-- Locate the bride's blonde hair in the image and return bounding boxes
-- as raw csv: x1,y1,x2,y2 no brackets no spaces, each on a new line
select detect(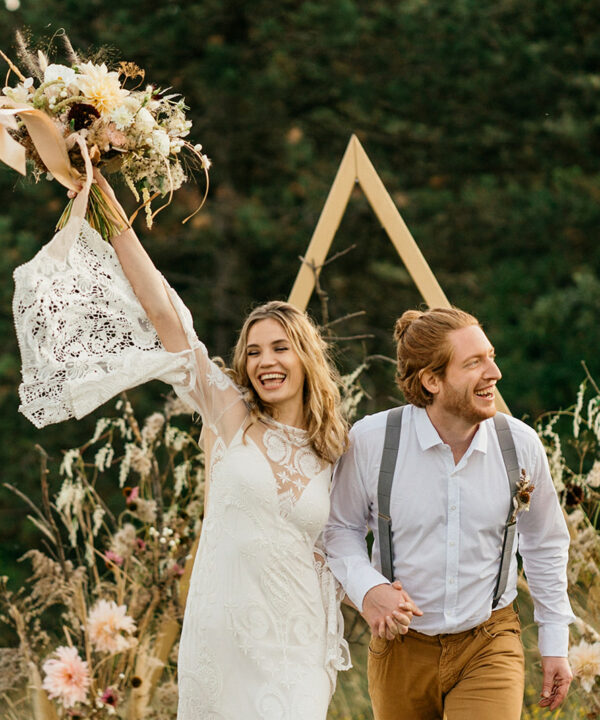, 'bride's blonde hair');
230,301,348,463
